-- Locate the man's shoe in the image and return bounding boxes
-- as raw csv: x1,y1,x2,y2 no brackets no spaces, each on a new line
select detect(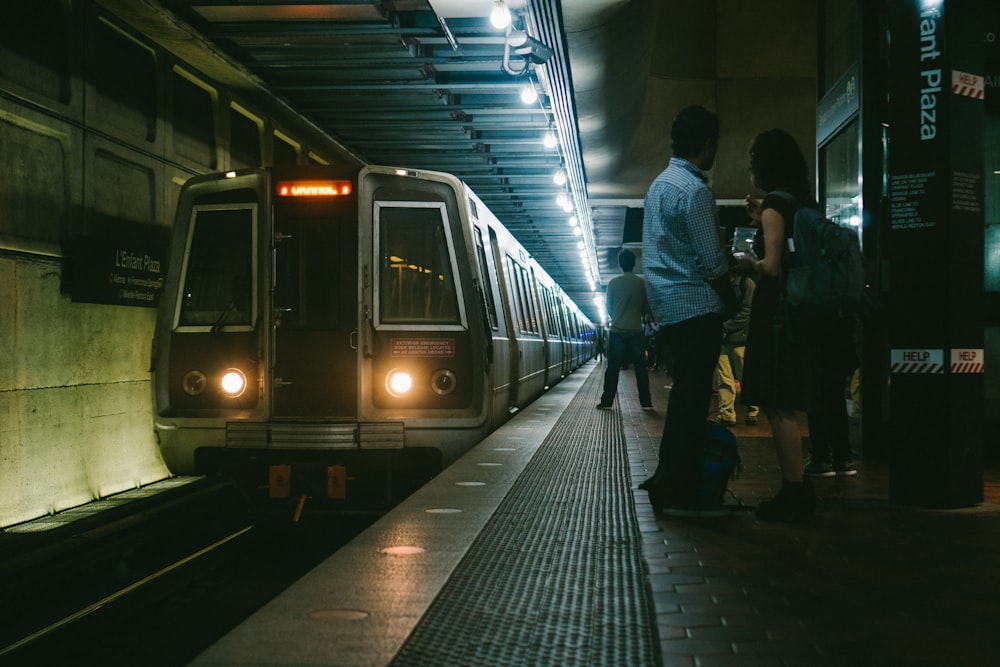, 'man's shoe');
834,461,858,476
641,404,654,411
709,417,736,427
804,461,835,478
744,416,758,426
596,403,612,410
